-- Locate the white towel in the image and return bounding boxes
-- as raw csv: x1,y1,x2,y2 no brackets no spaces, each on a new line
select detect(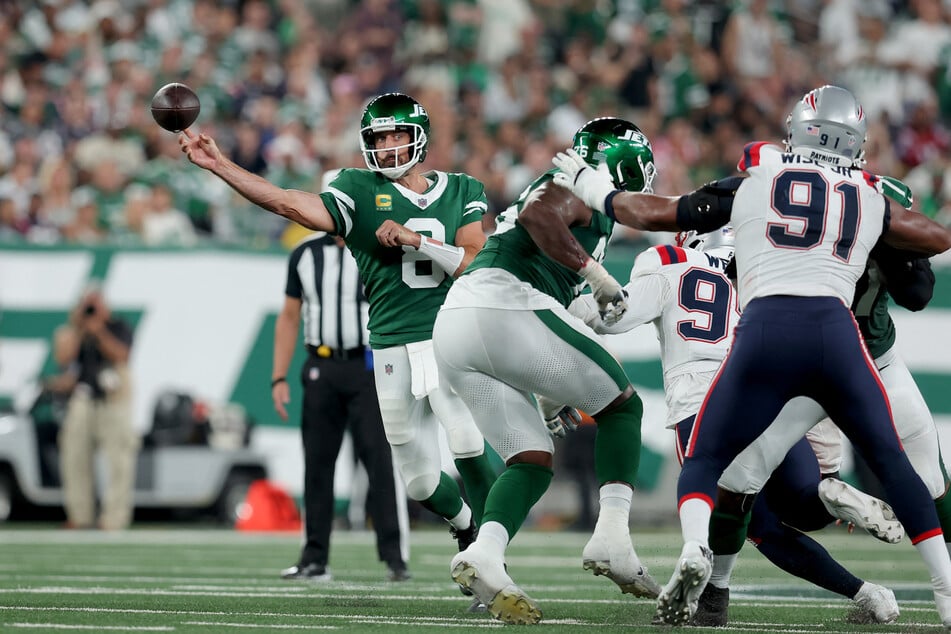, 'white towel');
405,340,439,400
